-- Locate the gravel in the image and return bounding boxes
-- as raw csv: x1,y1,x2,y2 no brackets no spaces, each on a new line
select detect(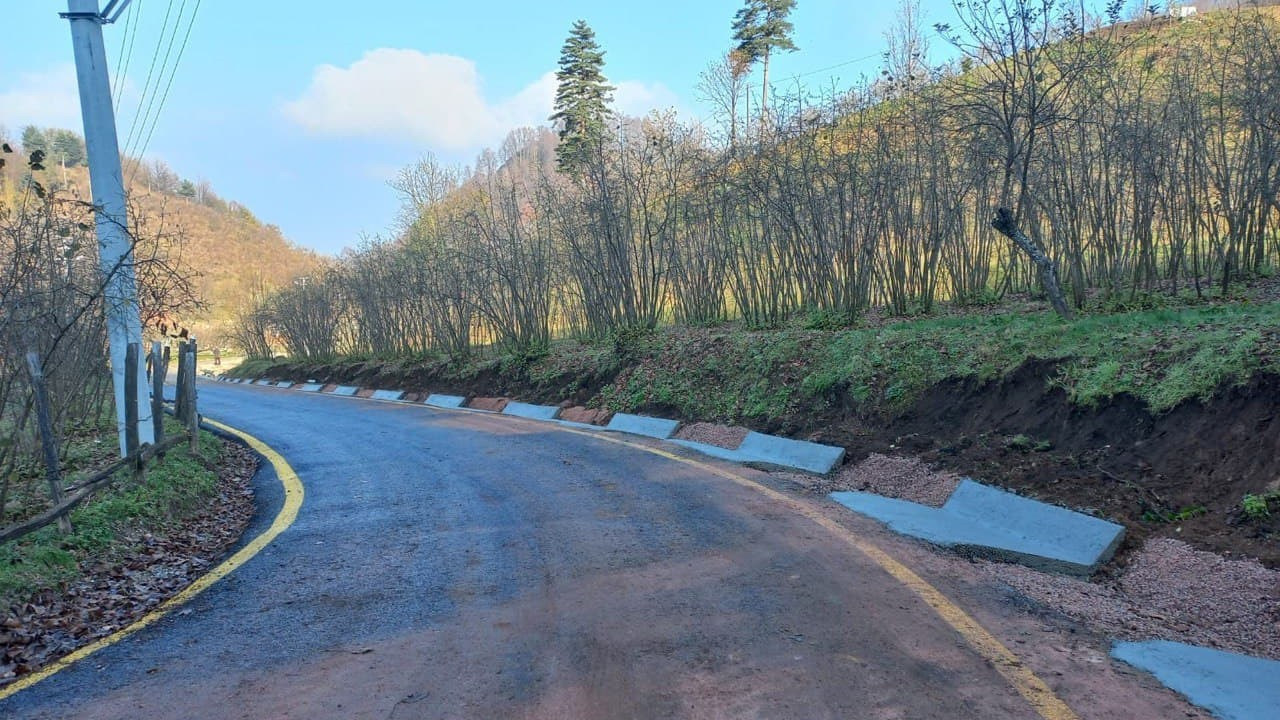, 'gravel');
673,422,749,449
783,453,960,506
985,537,1280,660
